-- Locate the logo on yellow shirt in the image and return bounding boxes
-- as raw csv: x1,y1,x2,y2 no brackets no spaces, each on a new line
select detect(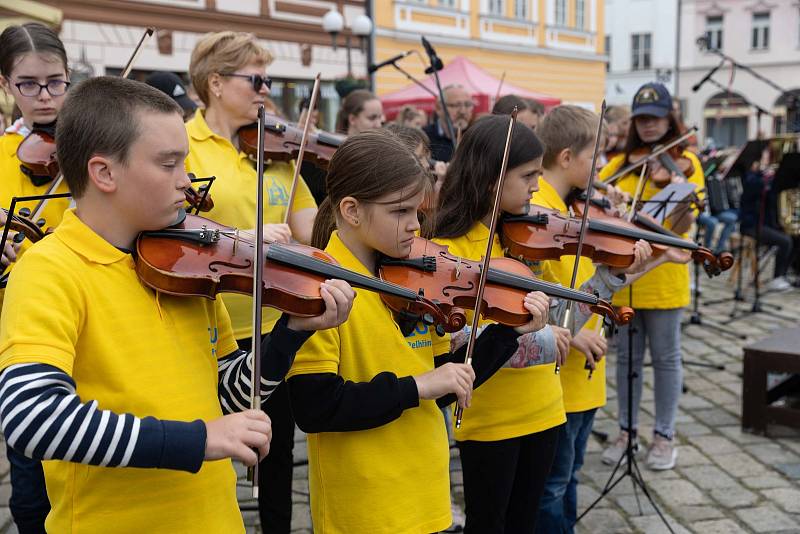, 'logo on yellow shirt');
267,177,289,206
208,326,218,357
406,323,432,350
